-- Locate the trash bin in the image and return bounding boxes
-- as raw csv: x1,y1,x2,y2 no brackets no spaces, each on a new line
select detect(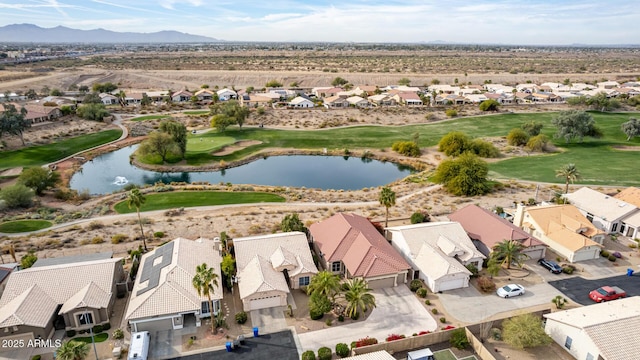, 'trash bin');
627,268,634,276
253,327,259,337
226,342,233,352
237,335,245,345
